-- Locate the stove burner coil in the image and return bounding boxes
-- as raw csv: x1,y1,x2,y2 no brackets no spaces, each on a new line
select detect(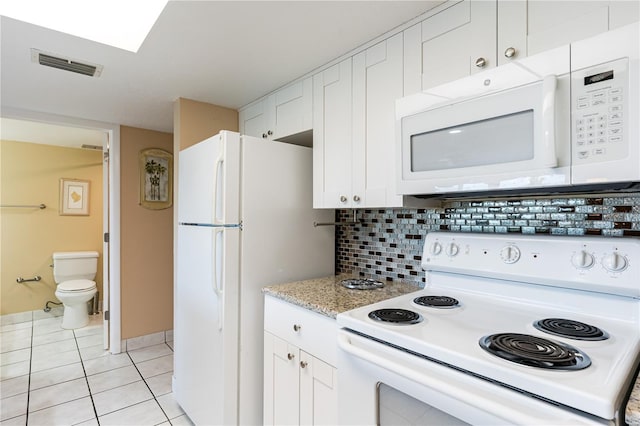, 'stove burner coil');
533,318,609,341
413,295,460,308
368,309,422,325
340,278,384,290
479,333,591,370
